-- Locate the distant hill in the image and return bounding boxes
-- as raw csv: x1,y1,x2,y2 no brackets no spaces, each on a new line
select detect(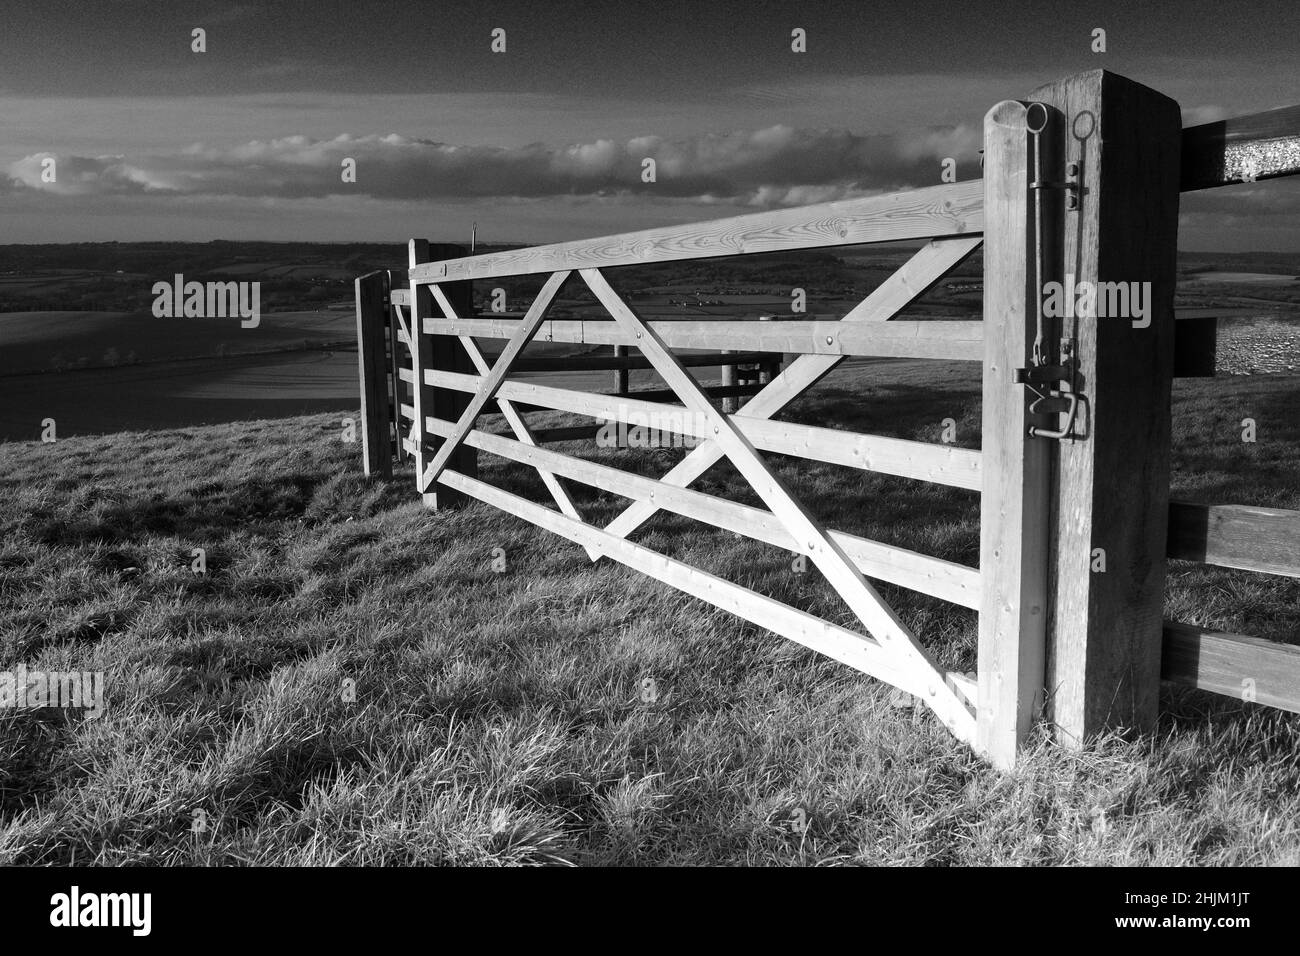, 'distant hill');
0,310,354,376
